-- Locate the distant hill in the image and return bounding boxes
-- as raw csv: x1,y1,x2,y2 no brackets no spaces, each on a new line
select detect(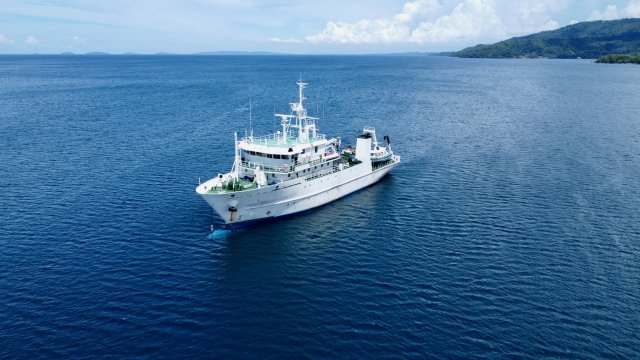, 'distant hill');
454,18,640,59
192,51,285,55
